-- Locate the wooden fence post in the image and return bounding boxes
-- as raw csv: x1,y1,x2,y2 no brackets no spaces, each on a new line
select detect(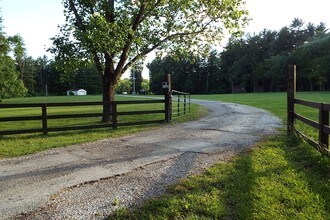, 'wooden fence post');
164,74,172,123
319,103,329,147
42,103,48,135
112,102,117,129
184,94,186,115
189,94,191,114
177,94,180,116
287,65,296,135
